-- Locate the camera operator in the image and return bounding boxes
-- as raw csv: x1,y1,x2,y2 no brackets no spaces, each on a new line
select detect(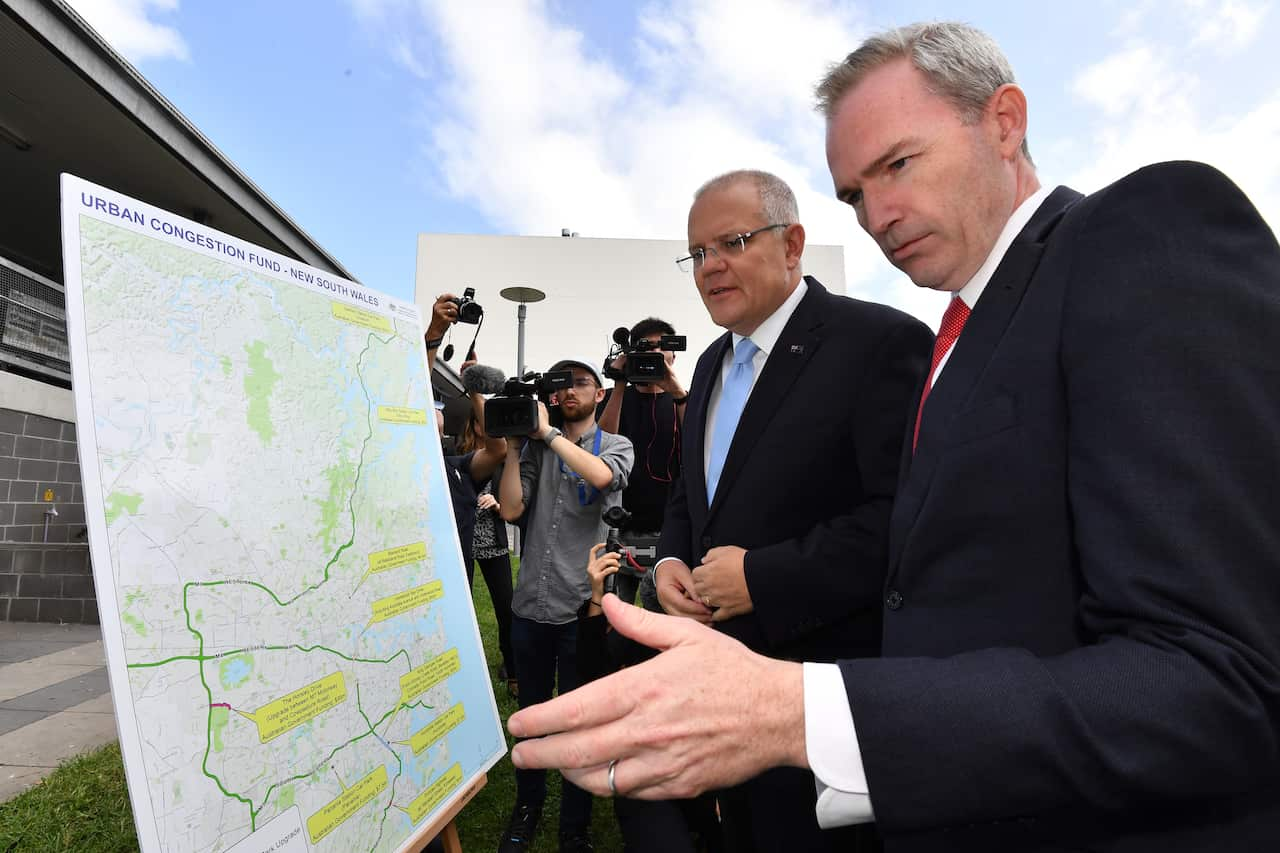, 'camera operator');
496,357,634,853
597,318,687,607
423,295,507,575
